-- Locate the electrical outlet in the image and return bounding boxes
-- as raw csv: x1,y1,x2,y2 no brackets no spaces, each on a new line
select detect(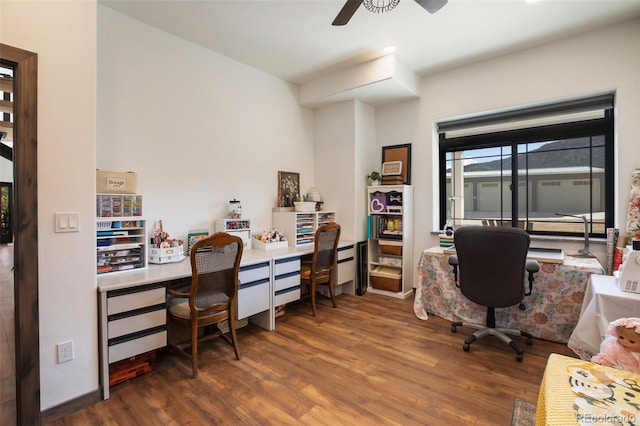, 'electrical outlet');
57,340,73,363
